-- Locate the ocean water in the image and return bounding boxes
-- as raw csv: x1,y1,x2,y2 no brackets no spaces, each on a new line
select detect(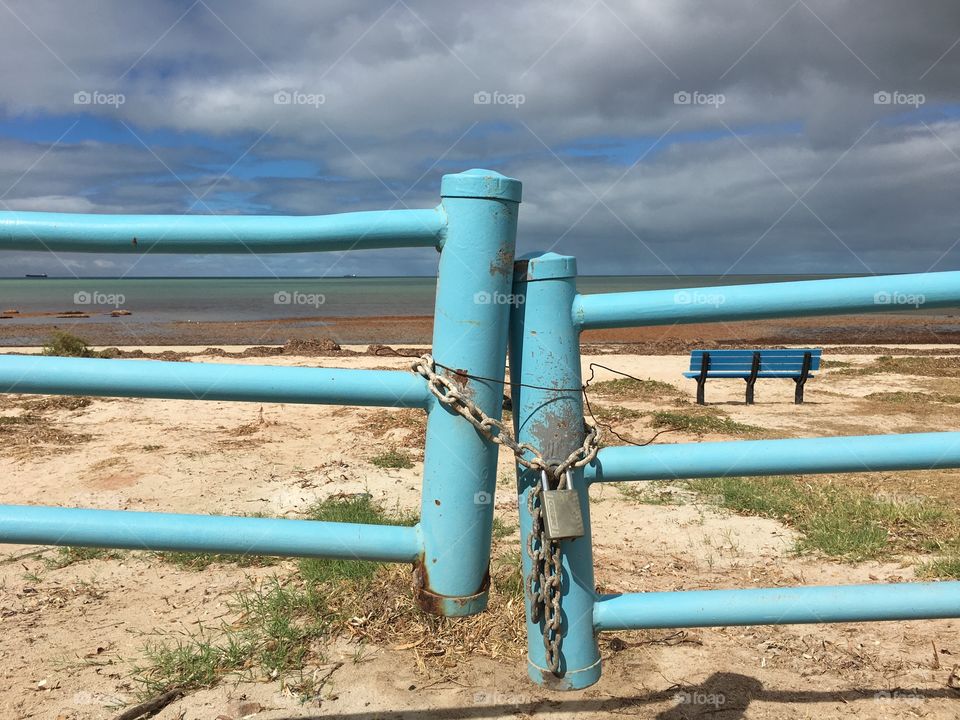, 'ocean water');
0,275,854,324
